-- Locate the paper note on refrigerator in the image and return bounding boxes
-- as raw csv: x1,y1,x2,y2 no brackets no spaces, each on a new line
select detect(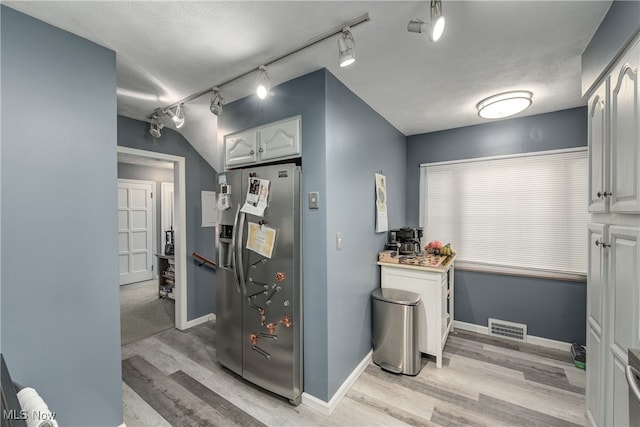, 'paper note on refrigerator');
241,177,270,217
246,222,277,258
375,173,388,232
